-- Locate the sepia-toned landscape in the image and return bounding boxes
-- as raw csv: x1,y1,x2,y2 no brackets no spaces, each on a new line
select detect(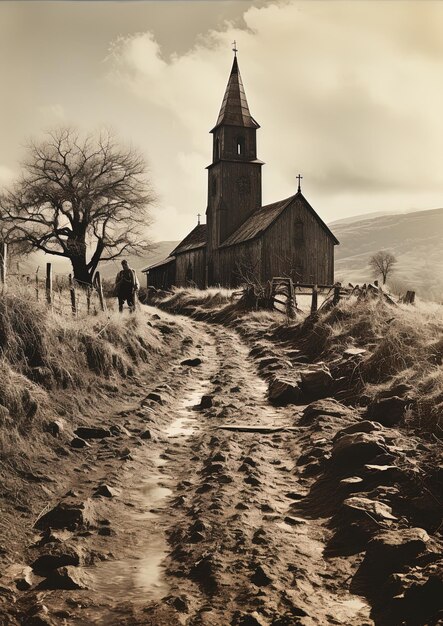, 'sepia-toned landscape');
0,2,442,625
